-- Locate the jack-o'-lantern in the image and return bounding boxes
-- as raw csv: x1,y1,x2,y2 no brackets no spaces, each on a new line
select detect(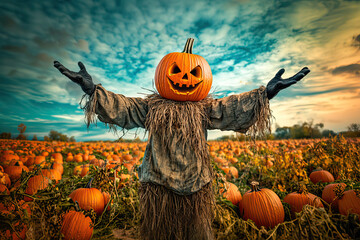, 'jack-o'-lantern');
155,38,212,101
